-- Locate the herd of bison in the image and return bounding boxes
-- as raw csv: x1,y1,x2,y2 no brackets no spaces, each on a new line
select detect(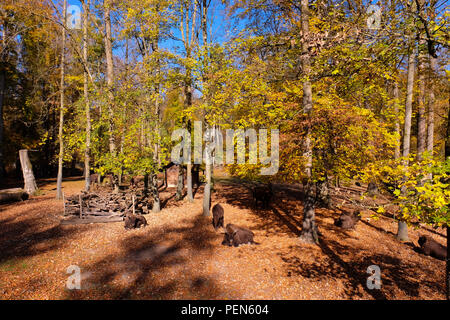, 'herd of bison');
115,176,446,261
